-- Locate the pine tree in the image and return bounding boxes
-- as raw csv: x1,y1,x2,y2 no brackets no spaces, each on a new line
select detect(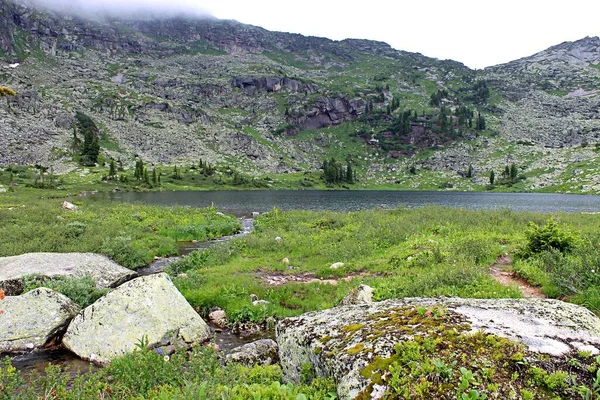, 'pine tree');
467,164,473,178
476,112,486,131
75,112,100,166
152,168,158,186
108,160,117,180
510,163,518,181
134,159,144,180
346,163,353,184
143,167,150,185
489,170,495,185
